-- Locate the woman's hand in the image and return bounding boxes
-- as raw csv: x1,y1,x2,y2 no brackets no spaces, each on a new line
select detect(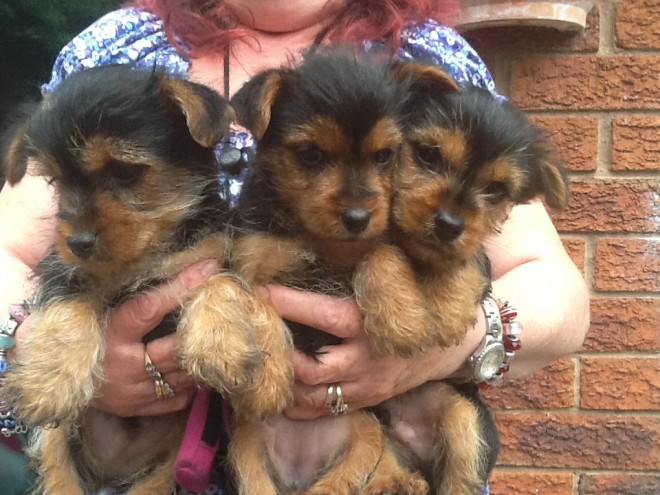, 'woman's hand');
94,259,220,417
261,284,484,420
